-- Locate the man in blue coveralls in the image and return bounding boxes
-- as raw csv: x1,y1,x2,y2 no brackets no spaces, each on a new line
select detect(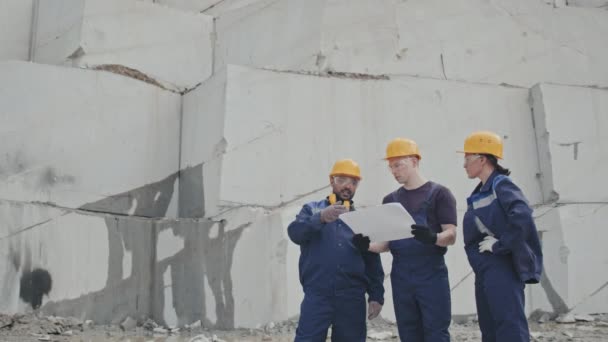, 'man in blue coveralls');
369,138,457,342
288,159,385,342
